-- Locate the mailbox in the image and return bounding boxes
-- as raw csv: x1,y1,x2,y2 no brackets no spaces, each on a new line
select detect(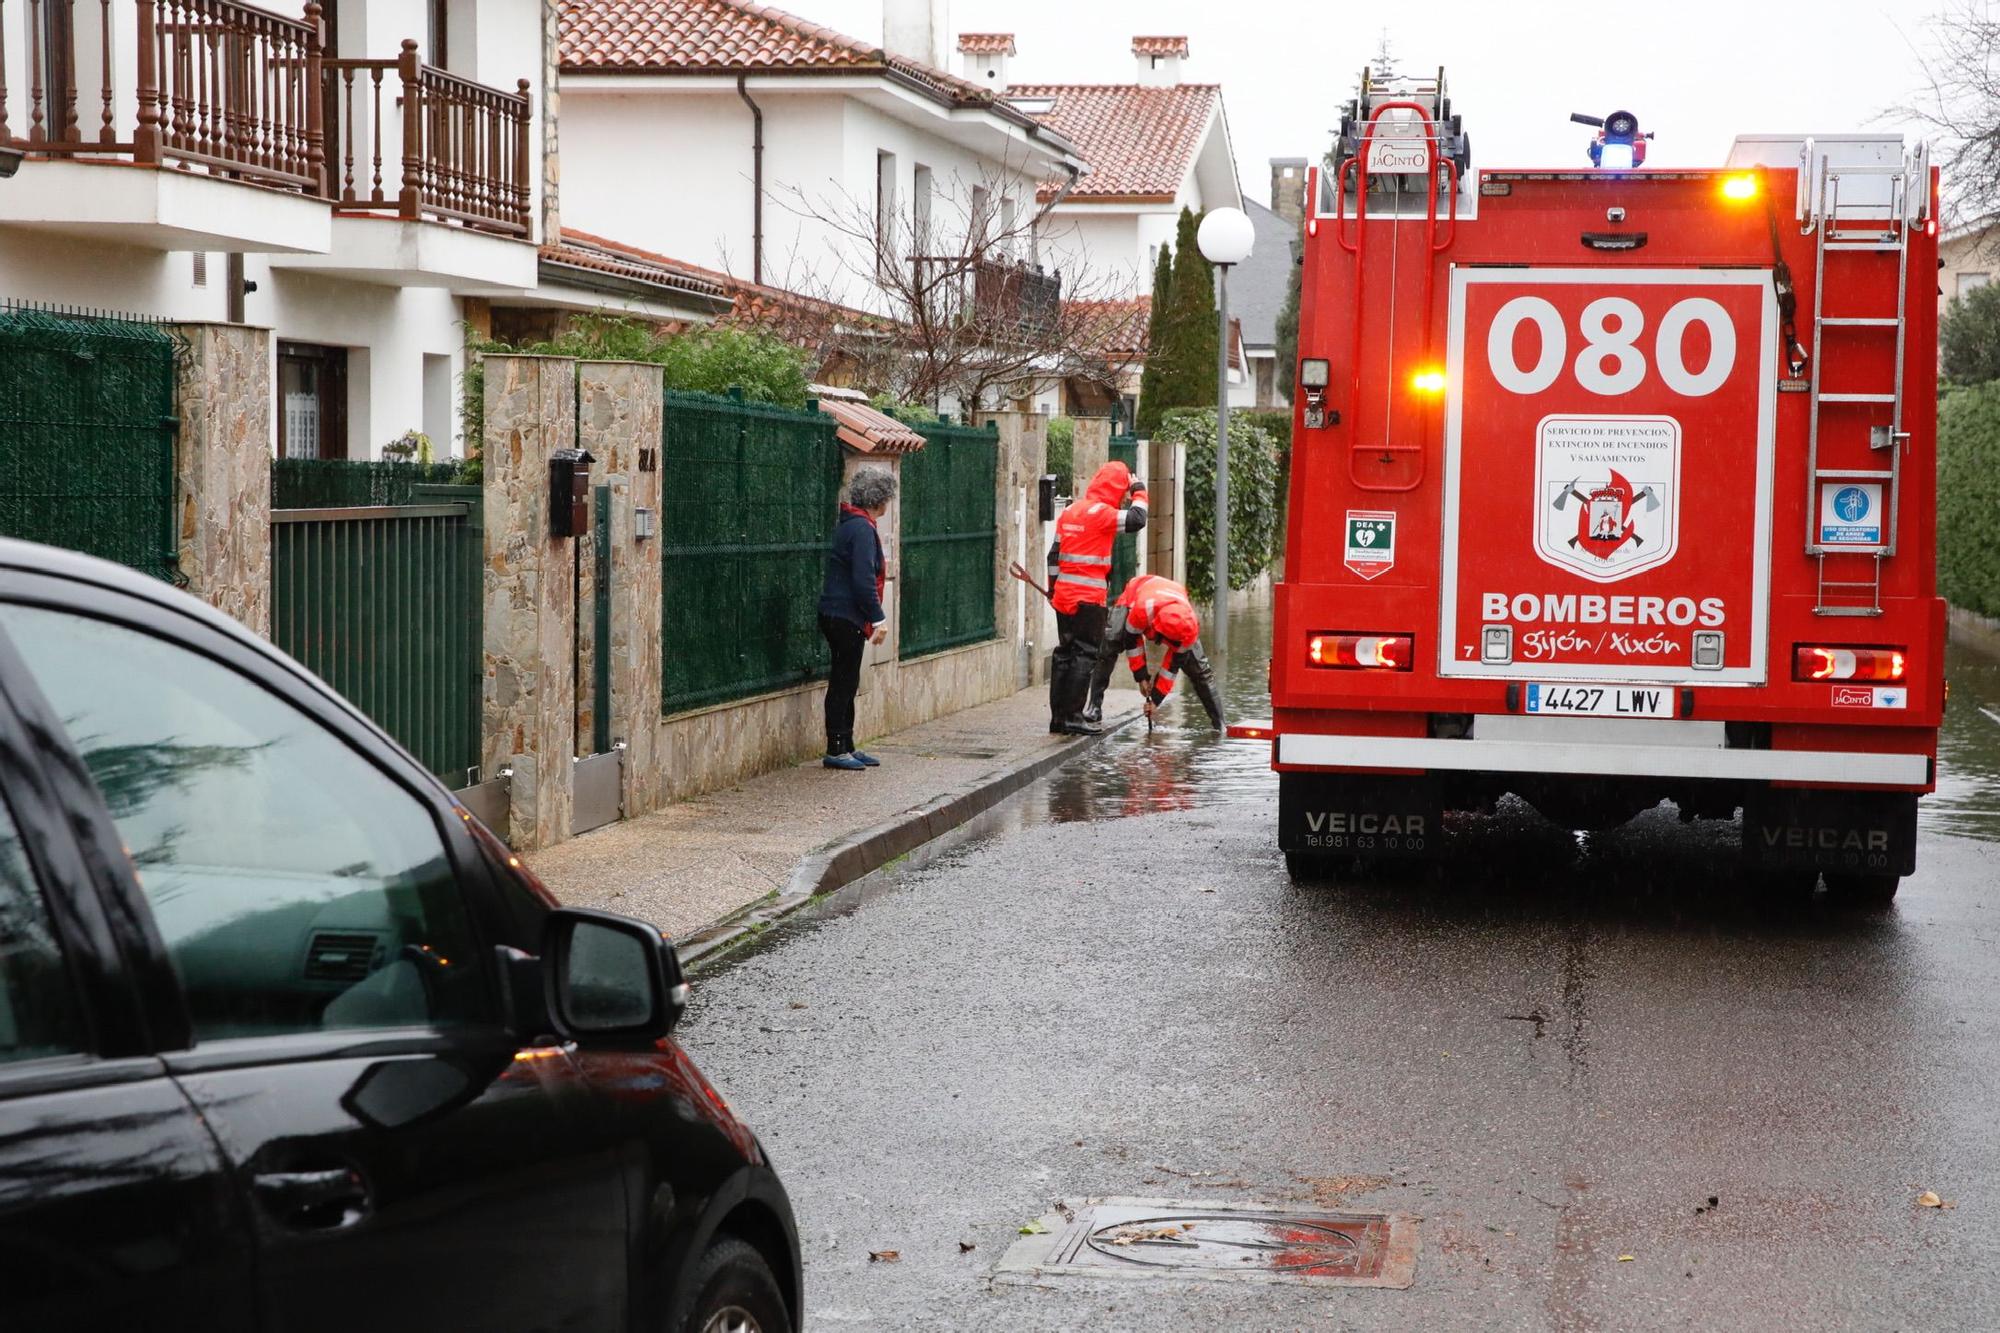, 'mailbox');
1038,474,1058,522
549,448,595,539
